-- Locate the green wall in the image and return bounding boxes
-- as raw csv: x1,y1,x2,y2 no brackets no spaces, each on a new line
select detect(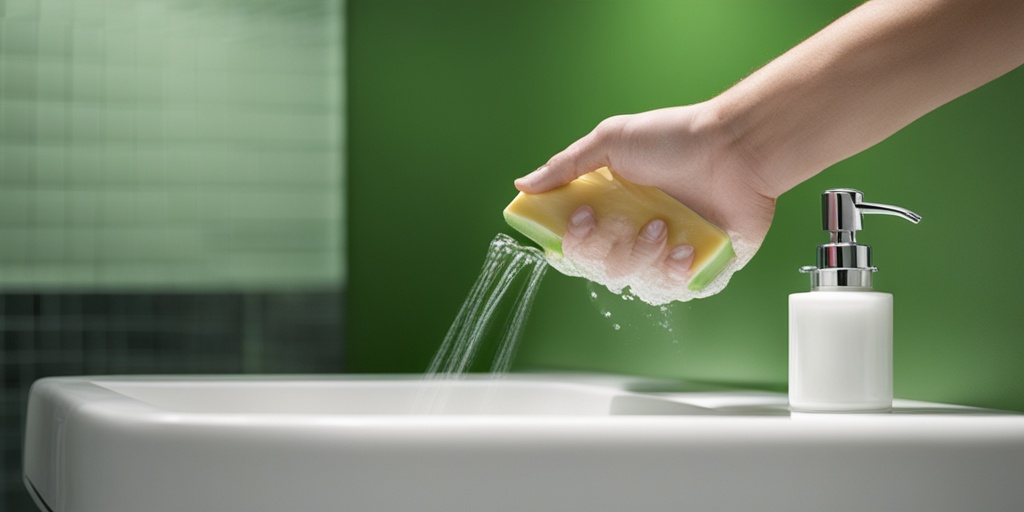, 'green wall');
348,0,1024,411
